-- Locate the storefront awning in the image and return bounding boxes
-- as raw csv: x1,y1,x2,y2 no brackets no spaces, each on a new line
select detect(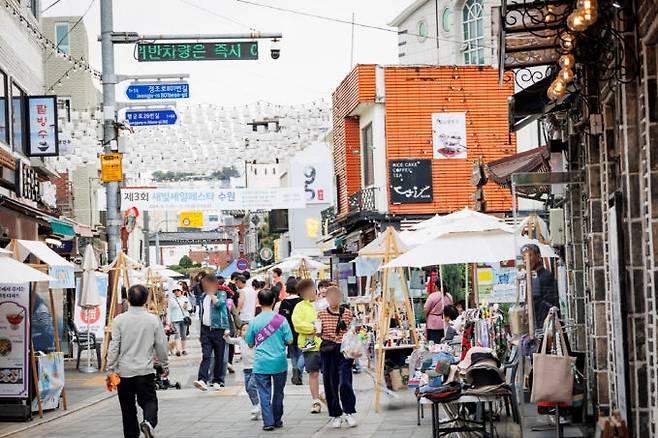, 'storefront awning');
487,146,551,189
8,239,74,267
50,219,76,237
